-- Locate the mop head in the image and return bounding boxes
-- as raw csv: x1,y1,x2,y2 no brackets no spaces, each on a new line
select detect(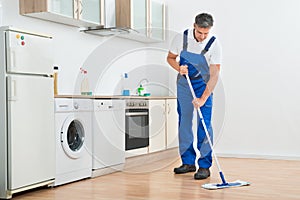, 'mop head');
202,180,250,190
